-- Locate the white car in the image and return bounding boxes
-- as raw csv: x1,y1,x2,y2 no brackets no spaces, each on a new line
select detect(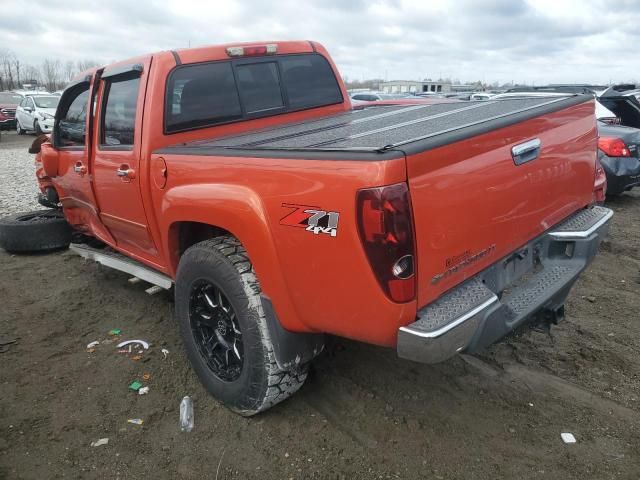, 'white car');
15,94,60,135
470,92,494,101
